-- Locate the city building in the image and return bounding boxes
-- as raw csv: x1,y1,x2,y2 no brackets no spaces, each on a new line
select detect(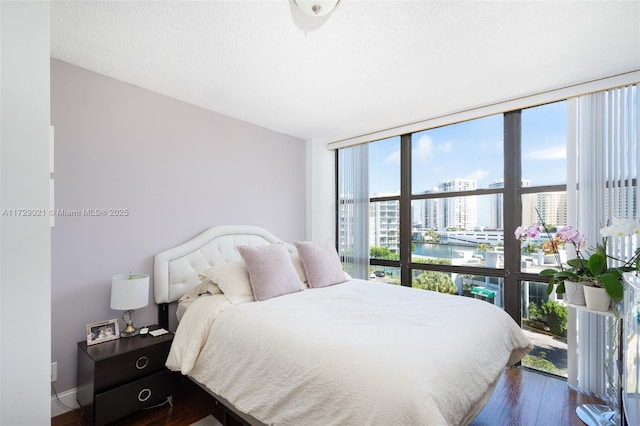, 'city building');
369,195,400,253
